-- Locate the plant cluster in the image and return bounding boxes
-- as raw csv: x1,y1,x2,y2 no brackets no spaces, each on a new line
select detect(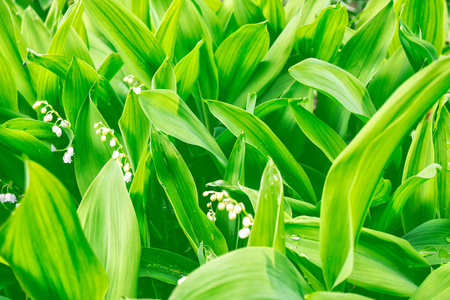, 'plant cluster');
0,0,449,299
